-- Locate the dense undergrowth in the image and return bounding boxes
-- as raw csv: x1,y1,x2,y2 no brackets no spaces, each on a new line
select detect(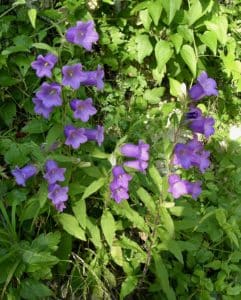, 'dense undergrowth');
0,0,241,299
